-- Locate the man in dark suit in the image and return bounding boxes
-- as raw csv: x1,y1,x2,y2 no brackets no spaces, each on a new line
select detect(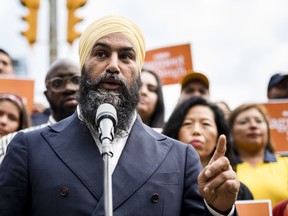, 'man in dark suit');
0,15,239,215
